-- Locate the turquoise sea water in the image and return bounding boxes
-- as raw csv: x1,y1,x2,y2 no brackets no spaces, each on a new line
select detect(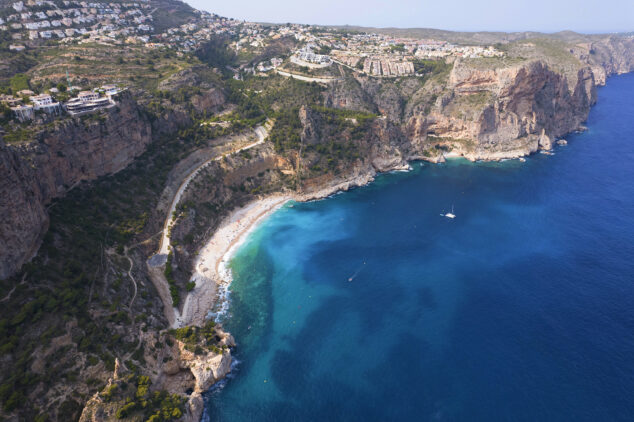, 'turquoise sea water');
204,73,634,421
